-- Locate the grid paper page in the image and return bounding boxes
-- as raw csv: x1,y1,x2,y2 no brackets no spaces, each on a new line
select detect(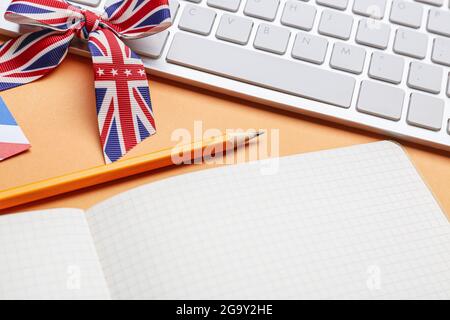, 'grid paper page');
87,141,450,299
0,209,110,299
